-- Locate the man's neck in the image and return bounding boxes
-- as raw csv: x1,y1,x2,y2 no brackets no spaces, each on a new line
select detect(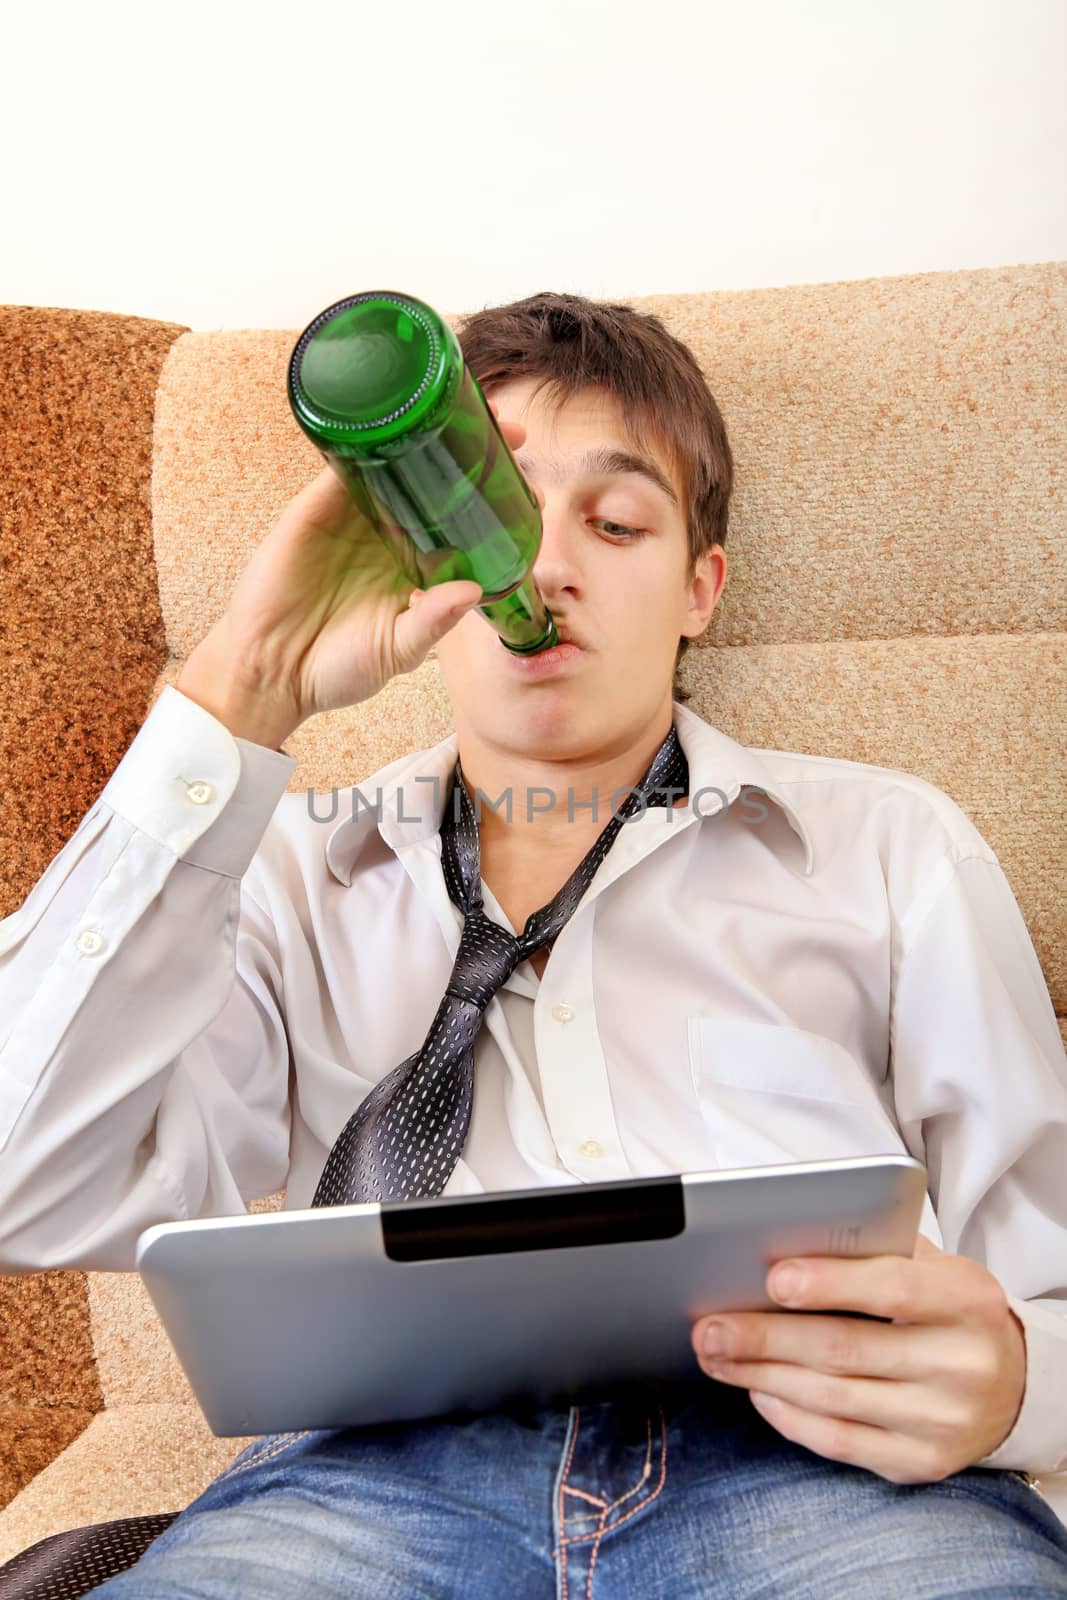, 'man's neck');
454,711,679,860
